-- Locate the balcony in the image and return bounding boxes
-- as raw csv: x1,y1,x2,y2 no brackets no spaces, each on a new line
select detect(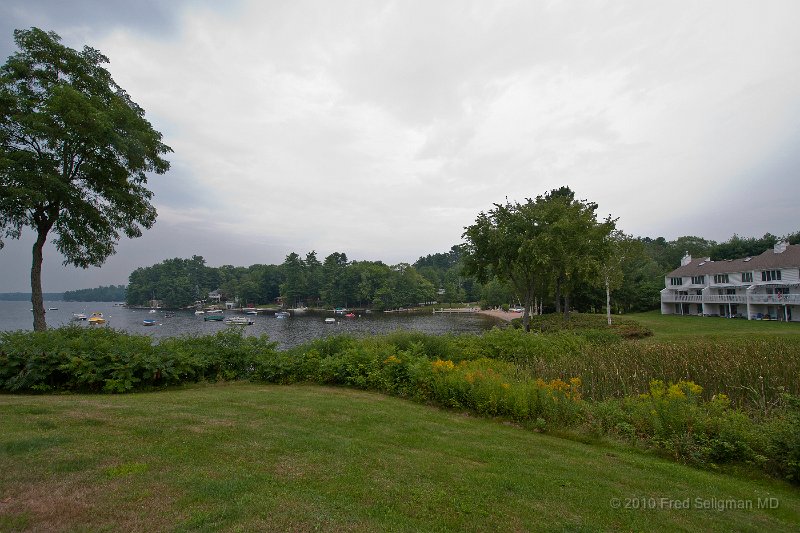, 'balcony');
661,294,703,303
747,294,800,304
704,294,746,303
